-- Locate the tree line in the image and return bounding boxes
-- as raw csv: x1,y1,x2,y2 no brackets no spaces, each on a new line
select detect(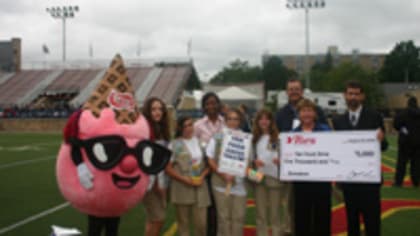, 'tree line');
207,40,420,108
